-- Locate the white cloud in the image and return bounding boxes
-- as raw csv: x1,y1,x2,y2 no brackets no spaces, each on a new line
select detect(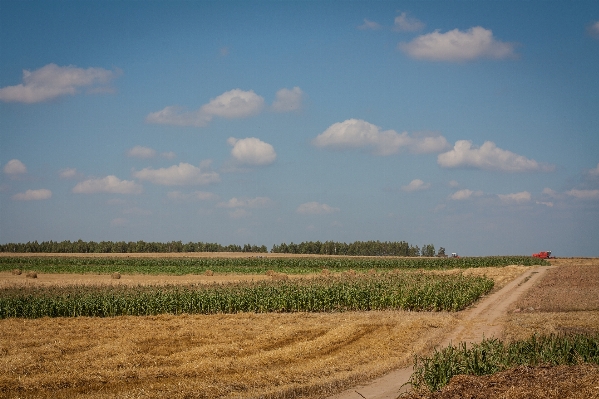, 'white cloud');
12,189,52,201
450,189,483,200
229,208,249,219
358,19,382,30
296,201,340,215
59,168,79,179
448,180,459,188
0,64,120,103
167,190,217,201
402,179,431,192
227,137,277,166
438,140,554,172
72,176,143,194
542,187,560,198
566,189,599,200
312,119,449,156
133,161,219,186
272,87,304,112
127,146,157,159
588,20,599,38
536,201,554,207
394,12,424,32
398,27,516,62
146,89,264,127
161,151,177,160
498,191,531,203
3,159,27,177
589,163,599,177
217,197,273,209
